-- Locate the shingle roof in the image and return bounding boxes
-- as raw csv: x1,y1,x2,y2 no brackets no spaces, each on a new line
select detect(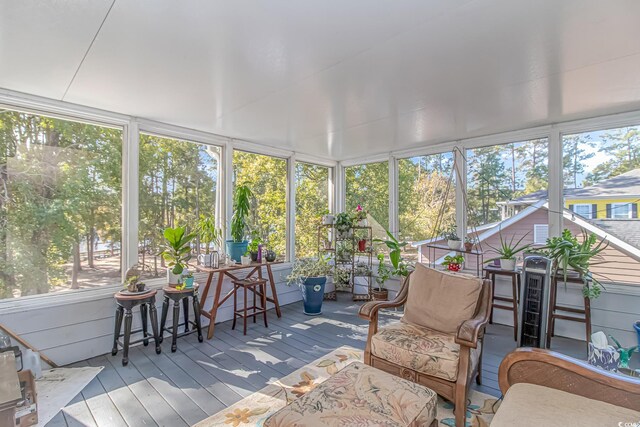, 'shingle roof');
589,219,640,248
